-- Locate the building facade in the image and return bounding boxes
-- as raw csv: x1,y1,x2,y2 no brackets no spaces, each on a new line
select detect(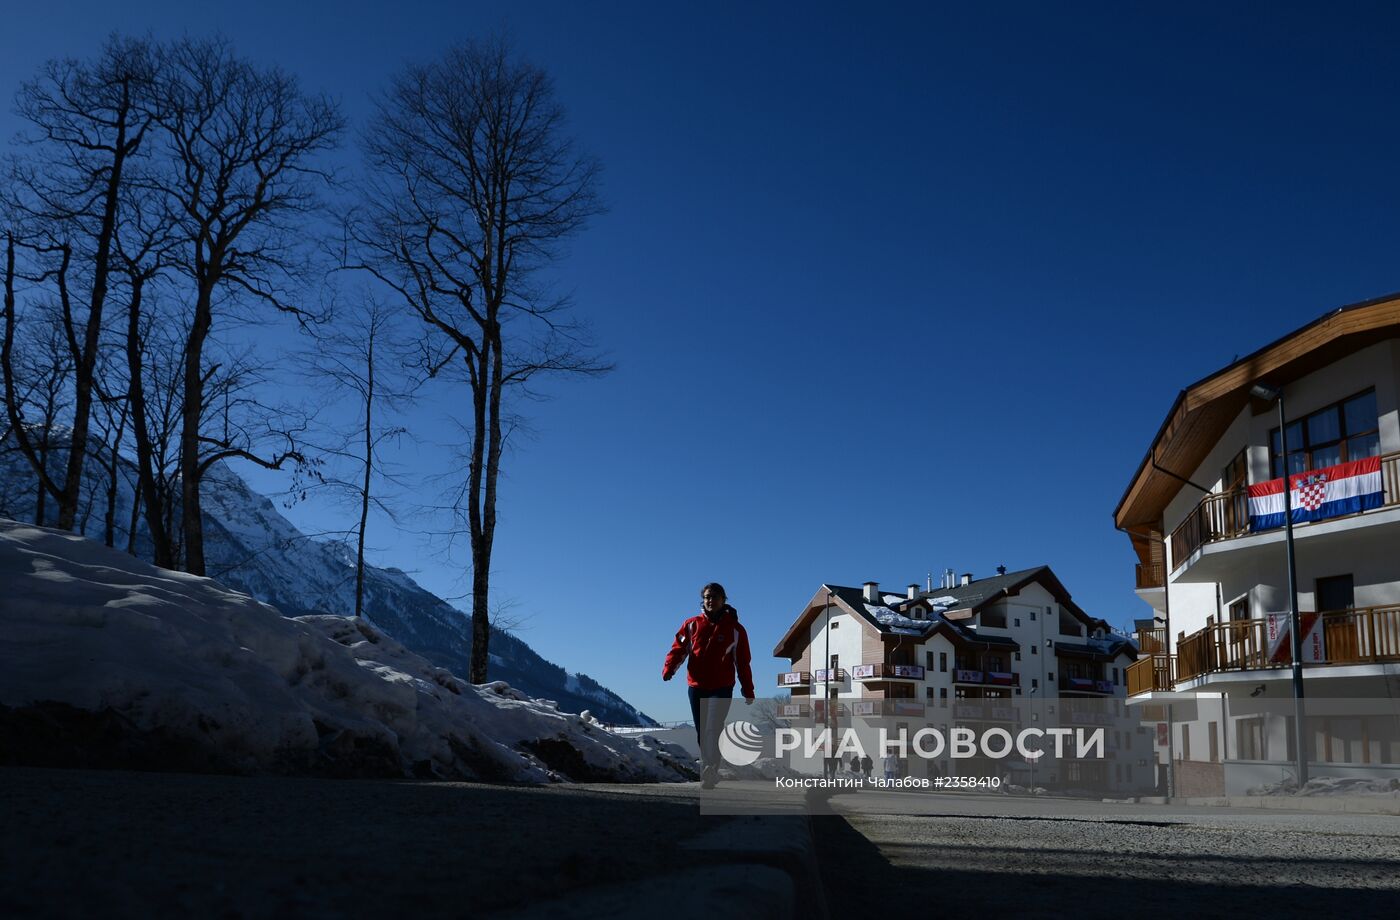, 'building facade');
772,567,1146,791
1116,295,1400,794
